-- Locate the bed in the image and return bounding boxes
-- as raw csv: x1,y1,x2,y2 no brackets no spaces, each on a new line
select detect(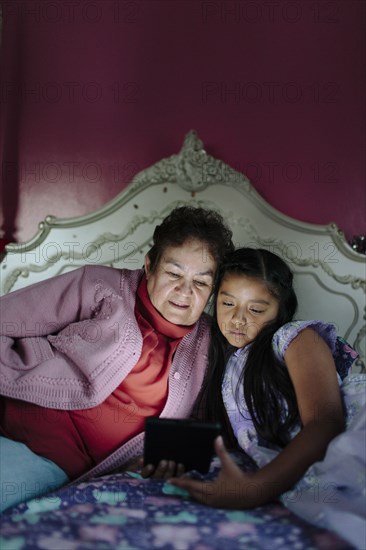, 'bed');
0,130,365,550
